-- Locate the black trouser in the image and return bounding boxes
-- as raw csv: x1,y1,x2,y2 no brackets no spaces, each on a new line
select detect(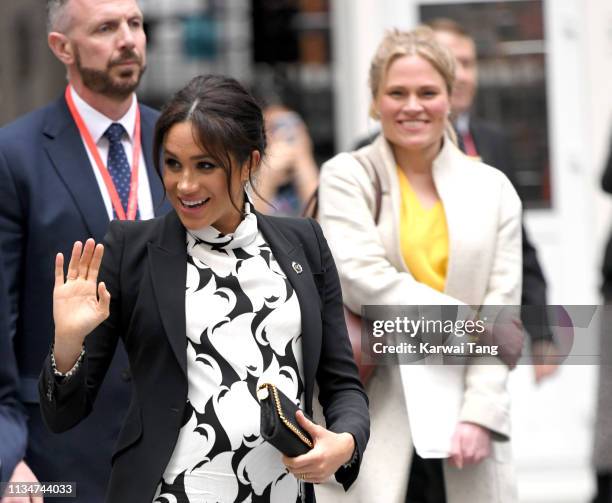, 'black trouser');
406,450,447,503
